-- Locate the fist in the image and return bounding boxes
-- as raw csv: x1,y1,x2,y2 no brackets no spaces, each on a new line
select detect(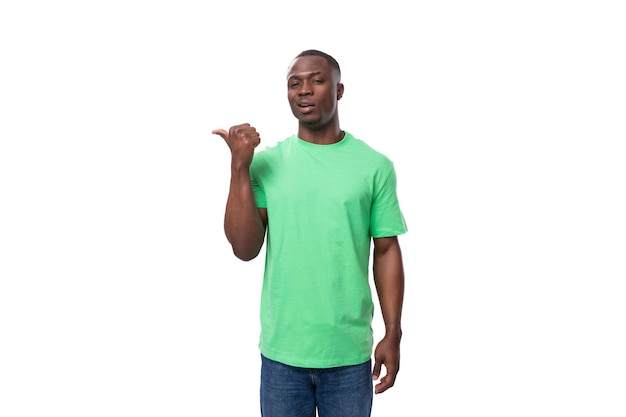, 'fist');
212,123,261,166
